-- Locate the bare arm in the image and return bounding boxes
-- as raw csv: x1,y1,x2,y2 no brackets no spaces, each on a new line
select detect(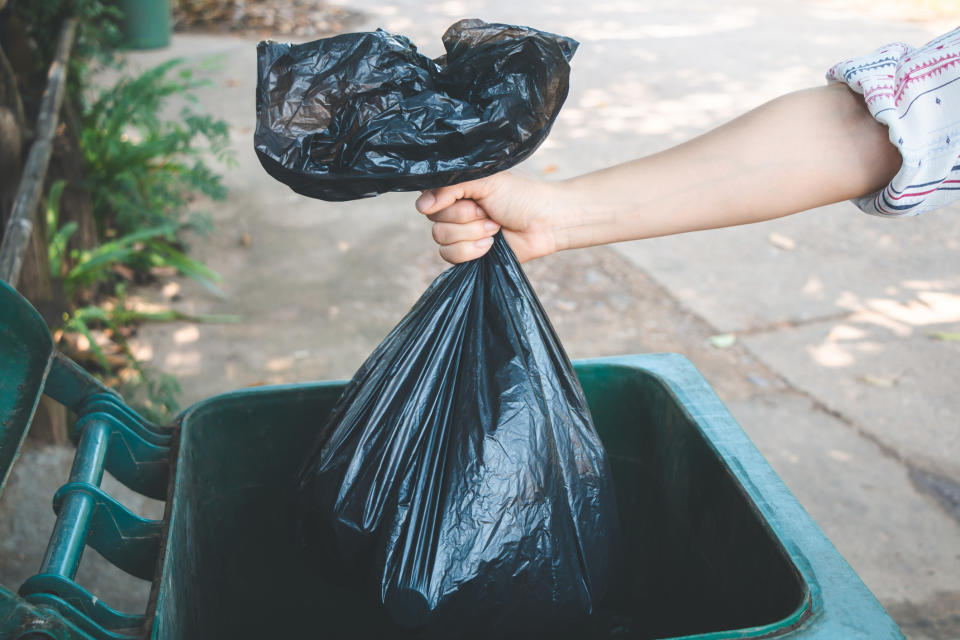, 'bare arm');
416,83,901,263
